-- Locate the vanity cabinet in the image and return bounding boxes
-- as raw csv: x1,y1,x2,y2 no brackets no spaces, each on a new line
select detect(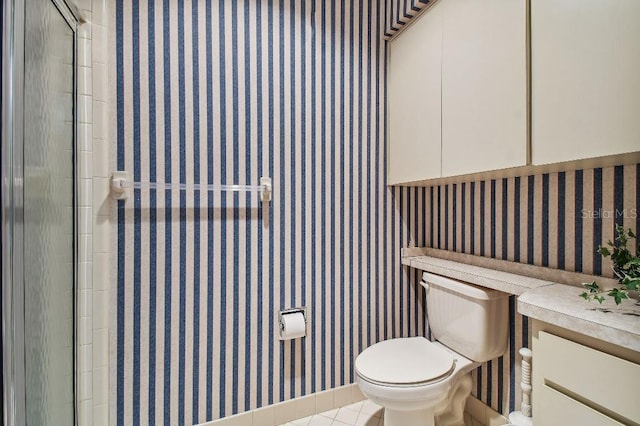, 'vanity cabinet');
533,329,640,425
531,0,640,165
388,0,527,185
